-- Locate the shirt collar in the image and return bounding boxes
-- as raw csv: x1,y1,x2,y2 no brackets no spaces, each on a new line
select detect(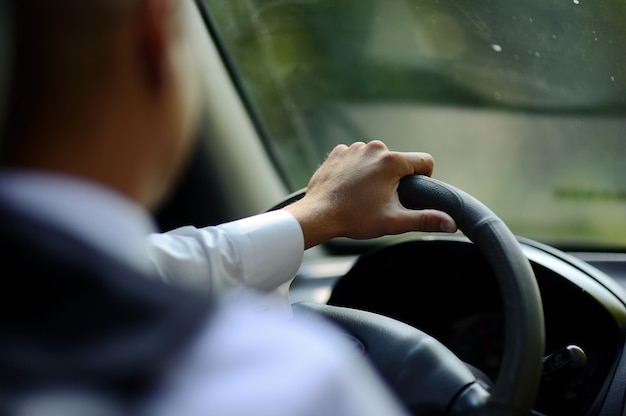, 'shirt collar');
0,169,158,275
